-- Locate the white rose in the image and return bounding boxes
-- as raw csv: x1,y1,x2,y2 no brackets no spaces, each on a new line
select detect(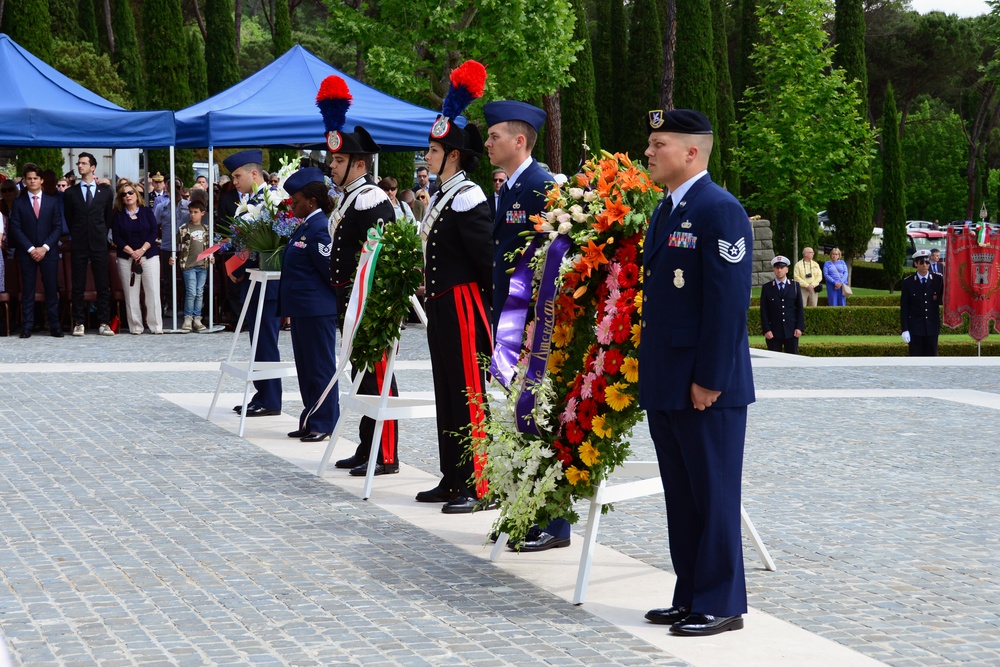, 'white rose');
583,190,599,203
556,212,571,225
571,210,589,223
568,187,585,200
558,221,573,234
